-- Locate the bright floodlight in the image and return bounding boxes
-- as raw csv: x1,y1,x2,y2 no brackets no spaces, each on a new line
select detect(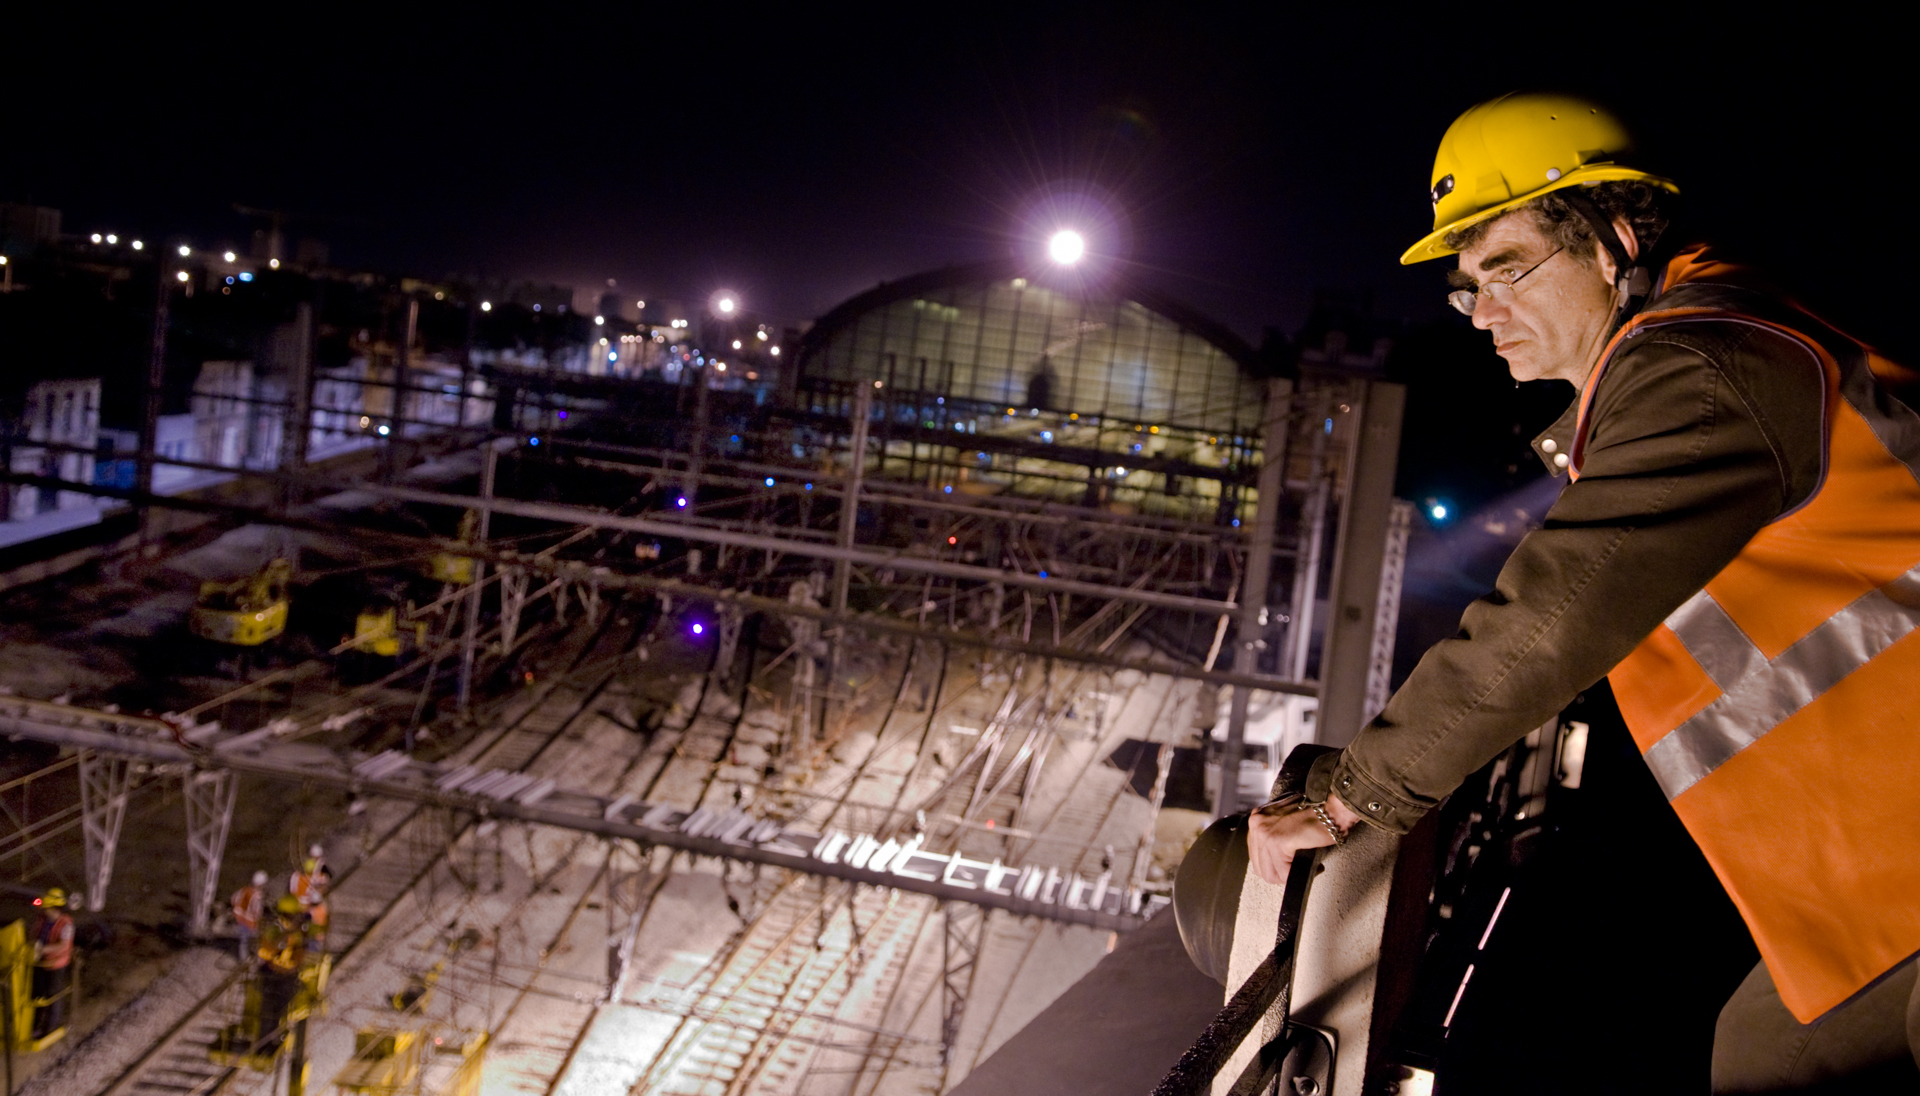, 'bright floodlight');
1048,229,1086,265
716,296,737,314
